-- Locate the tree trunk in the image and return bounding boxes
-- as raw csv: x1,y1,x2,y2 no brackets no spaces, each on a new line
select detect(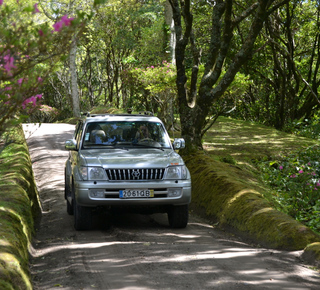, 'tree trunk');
70,37,81,117
165,0,176,64
169,0,284,153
